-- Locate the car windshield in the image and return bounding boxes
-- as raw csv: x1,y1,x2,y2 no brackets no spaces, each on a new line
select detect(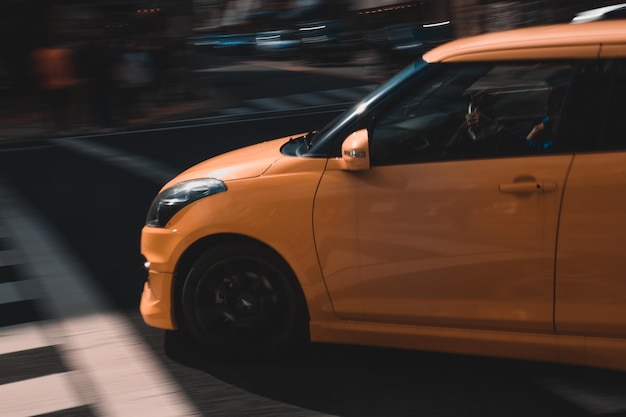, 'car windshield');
303,59,428,156
302,58,577,159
